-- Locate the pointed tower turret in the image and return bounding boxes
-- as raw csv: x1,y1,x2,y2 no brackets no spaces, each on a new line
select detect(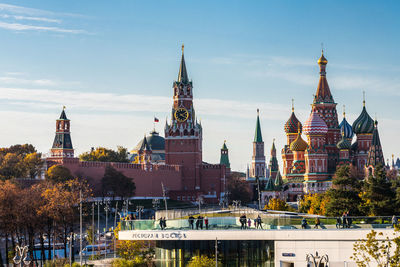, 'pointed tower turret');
220,140,230,171
311,50,340,175
51,107,74,158
366,120,384,175
274,170,283,190
250,109,266,178
178,44,189,84
268,139,279,179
